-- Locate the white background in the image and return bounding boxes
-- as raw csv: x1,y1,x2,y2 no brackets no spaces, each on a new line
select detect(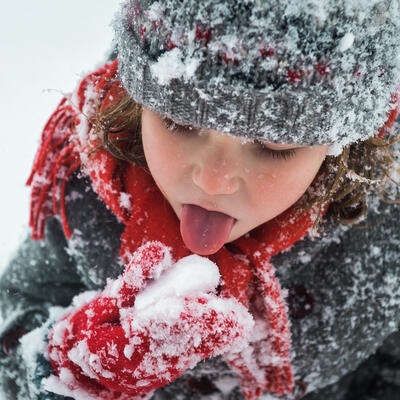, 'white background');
0,1,122,269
